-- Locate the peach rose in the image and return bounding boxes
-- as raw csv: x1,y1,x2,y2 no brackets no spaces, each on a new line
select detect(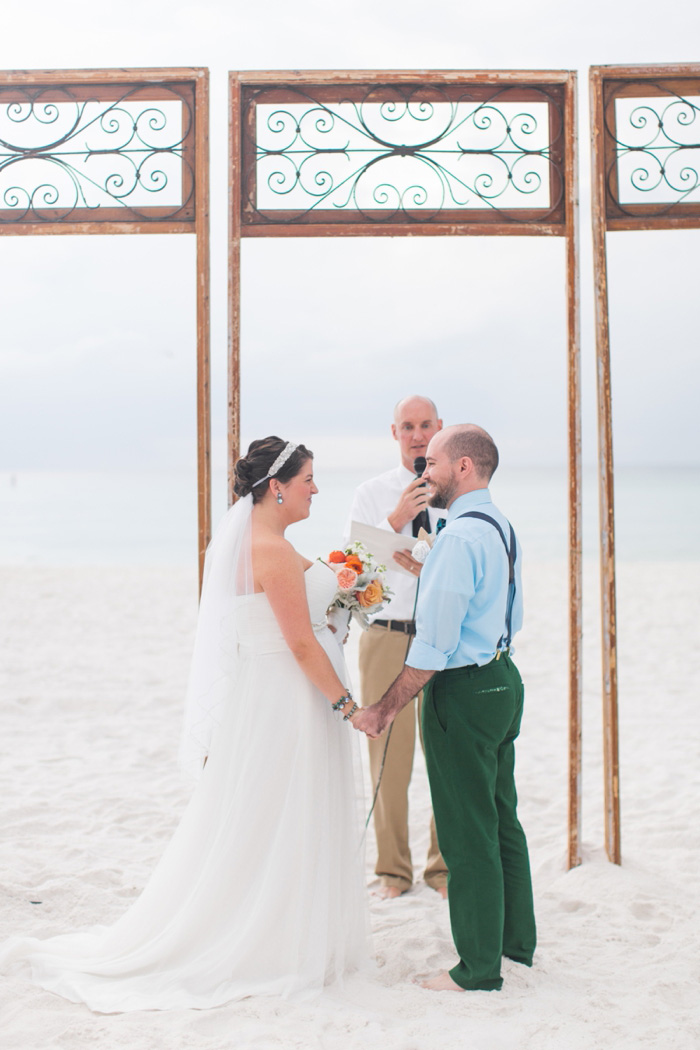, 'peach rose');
329,550,347,564
357,579,384,607
344,555,364,574
336,567,358,590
